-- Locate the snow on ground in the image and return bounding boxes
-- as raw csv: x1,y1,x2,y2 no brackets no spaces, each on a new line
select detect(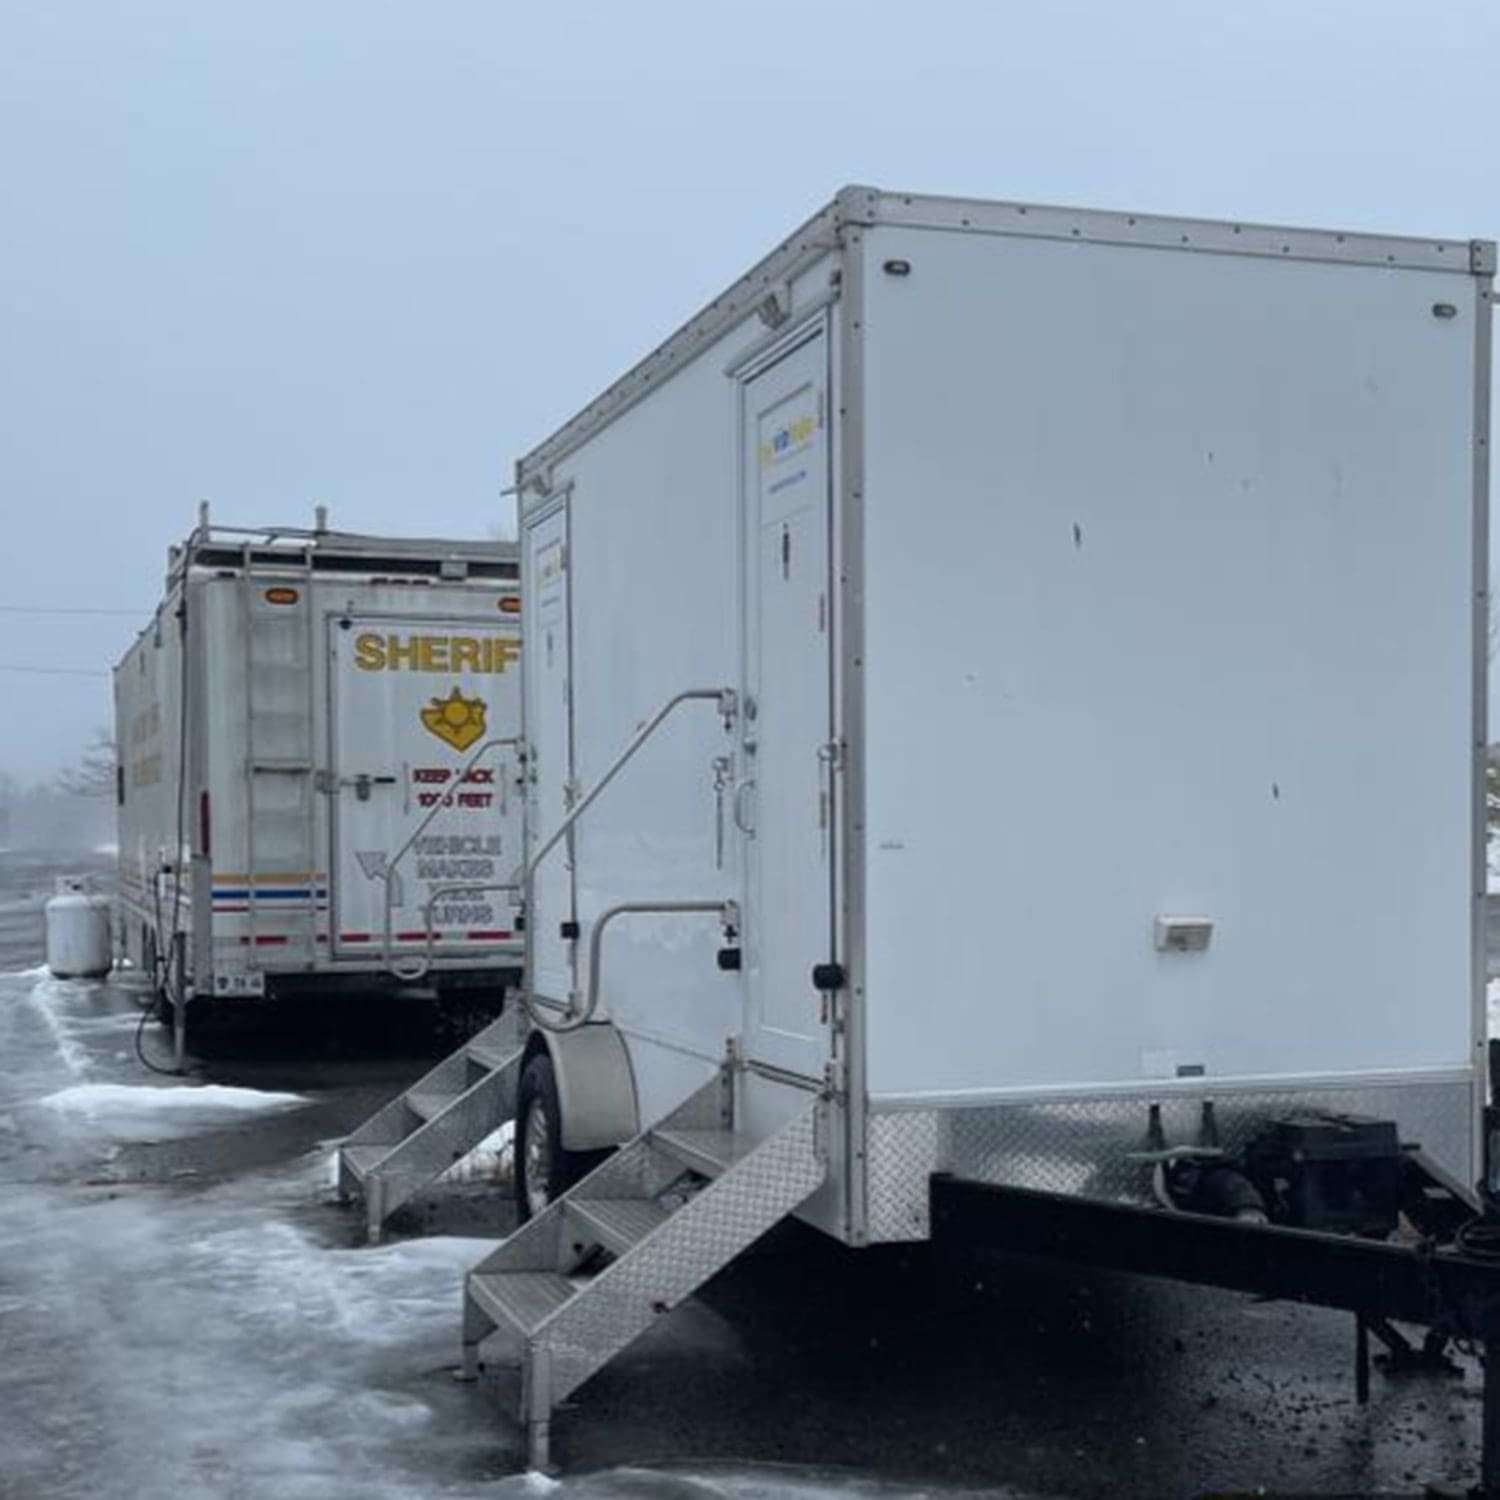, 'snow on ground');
36,1081,308,1145
443,1119,515,1186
